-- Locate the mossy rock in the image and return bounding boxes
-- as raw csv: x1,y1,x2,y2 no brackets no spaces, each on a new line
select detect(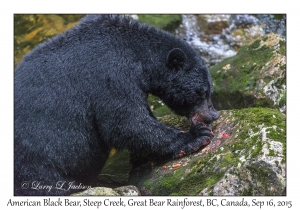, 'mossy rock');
71,185,140,196
138,14,182,32
129,107,286,196
148,94,174,117
210,33,286,111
